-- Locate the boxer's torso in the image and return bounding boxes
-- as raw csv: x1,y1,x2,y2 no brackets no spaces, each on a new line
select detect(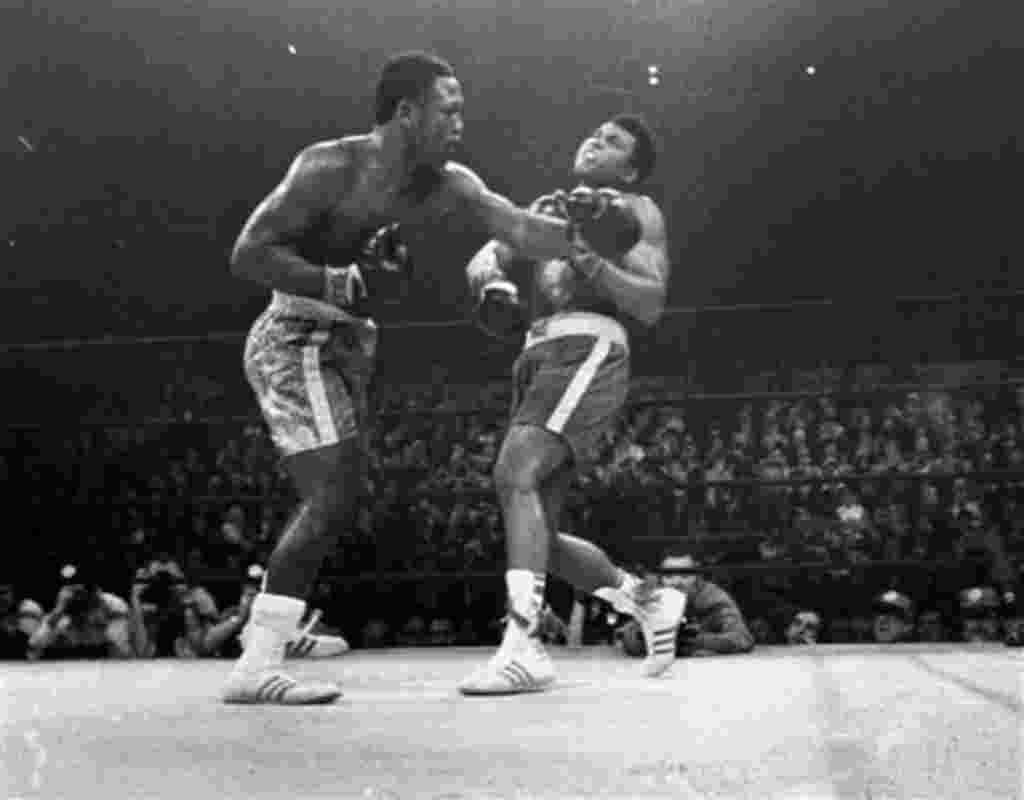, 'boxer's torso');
529,188,641,323
532,256,619,319
287,136,457,270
